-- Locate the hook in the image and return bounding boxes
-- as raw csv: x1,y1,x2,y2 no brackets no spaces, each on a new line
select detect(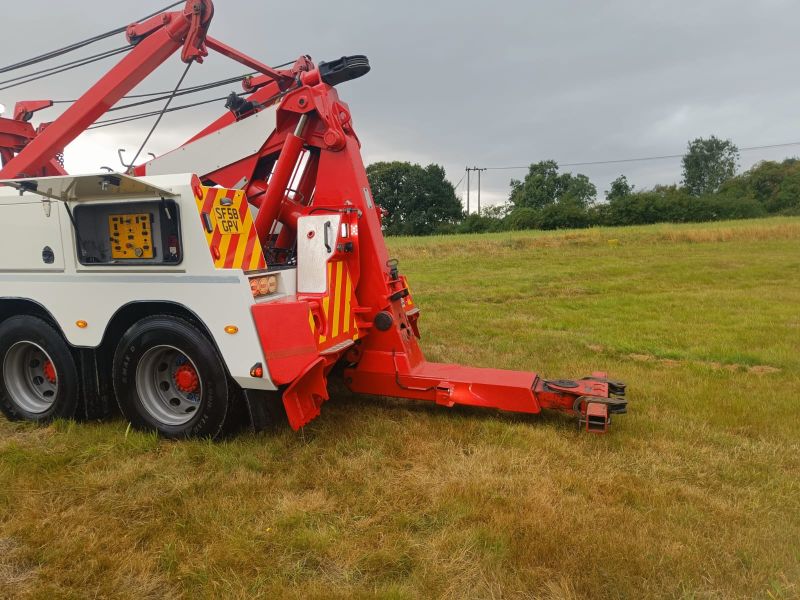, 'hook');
118,148,134,170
